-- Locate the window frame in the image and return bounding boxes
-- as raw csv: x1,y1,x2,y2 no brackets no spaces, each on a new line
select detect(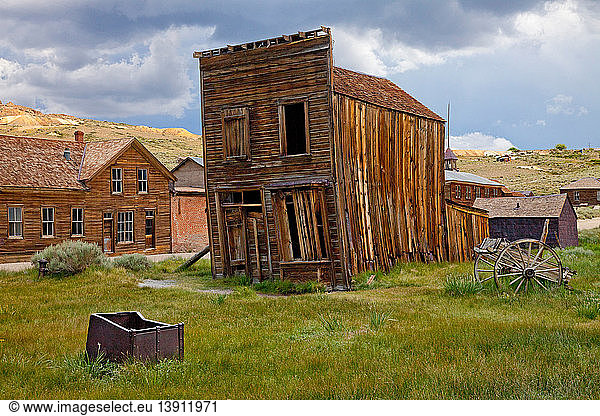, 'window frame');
465,187,472,200
475,187,481,199
41,207,55,238
454,185,461,199
221,107,250,160
71,207,85,237
8,206,23,239
137,168,149,194
111,167,123,194
597,190,600,202
278,98,310,156
484,187,490,198
574,191,580,202
117,211,134,243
